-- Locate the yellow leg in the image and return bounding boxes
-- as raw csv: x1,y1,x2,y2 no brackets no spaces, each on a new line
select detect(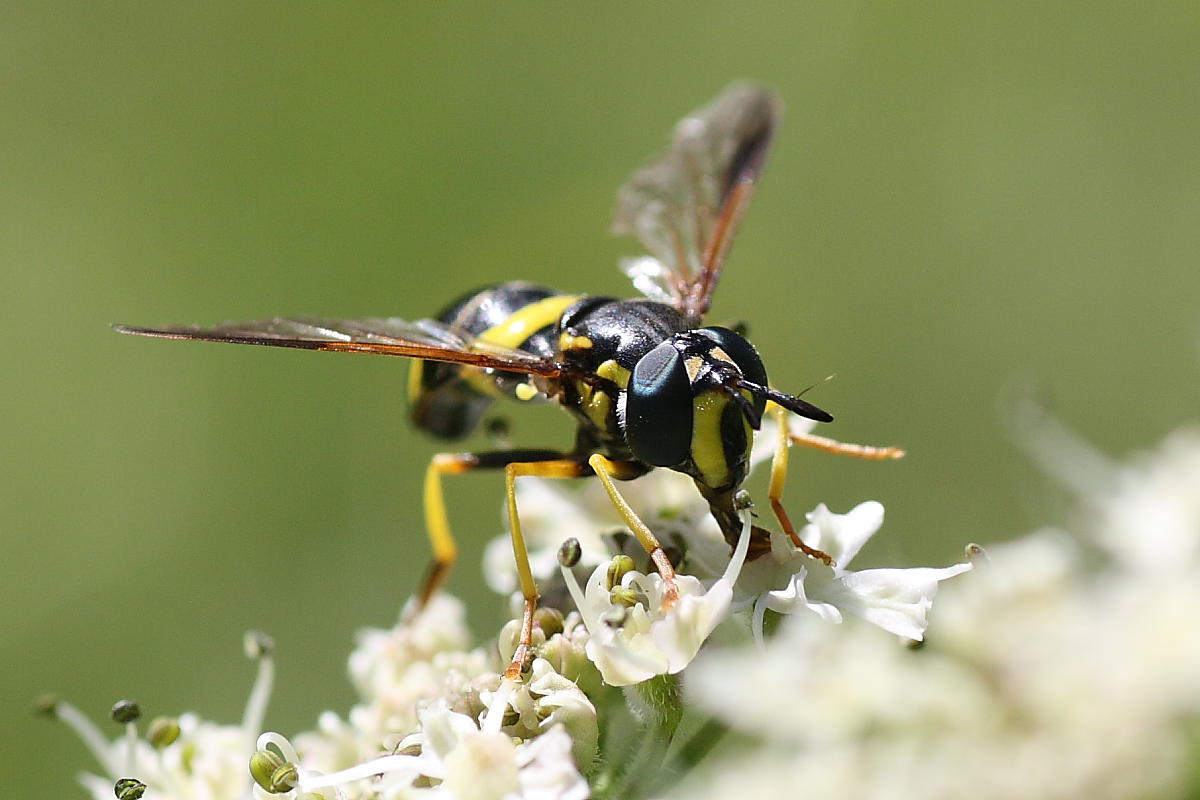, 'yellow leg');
789,432,906,460
767,405,905,565
767,406,834,565
503,458,591,679
587,454,679,605
415,448,568,611
416,453,468,610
